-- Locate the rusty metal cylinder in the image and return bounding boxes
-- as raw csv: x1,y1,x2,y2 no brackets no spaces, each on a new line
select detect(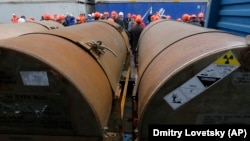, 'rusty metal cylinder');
0,20,63,40
136,20,250,139
0,21,129,140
